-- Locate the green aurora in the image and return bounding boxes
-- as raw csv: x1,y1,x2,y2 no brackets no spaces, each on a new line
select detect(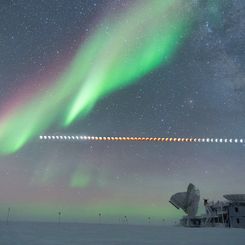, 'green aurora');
0,0,194,155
